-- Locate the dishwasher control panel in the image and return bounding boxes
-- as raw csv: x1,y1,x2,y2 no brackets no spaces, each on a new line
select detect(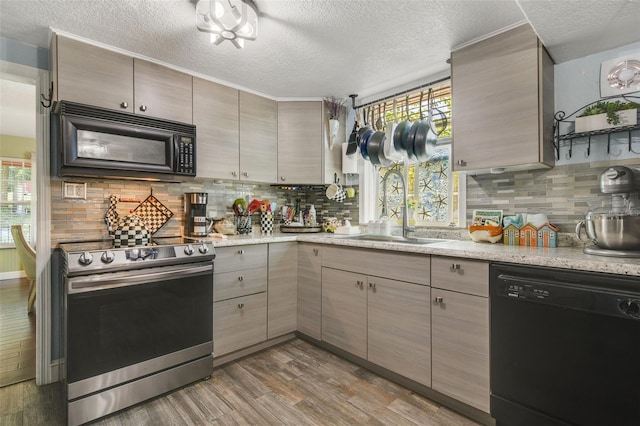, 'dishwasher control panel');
506,283,550,300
